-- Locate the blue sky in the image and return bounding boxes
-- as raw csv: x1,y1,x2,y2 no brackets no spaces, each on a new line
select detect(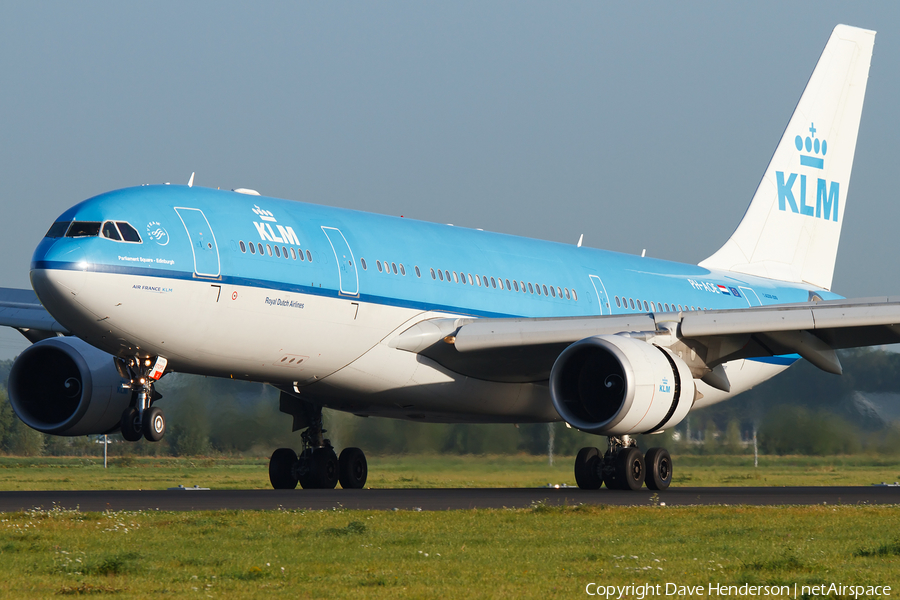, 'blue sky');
2,2,900,358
